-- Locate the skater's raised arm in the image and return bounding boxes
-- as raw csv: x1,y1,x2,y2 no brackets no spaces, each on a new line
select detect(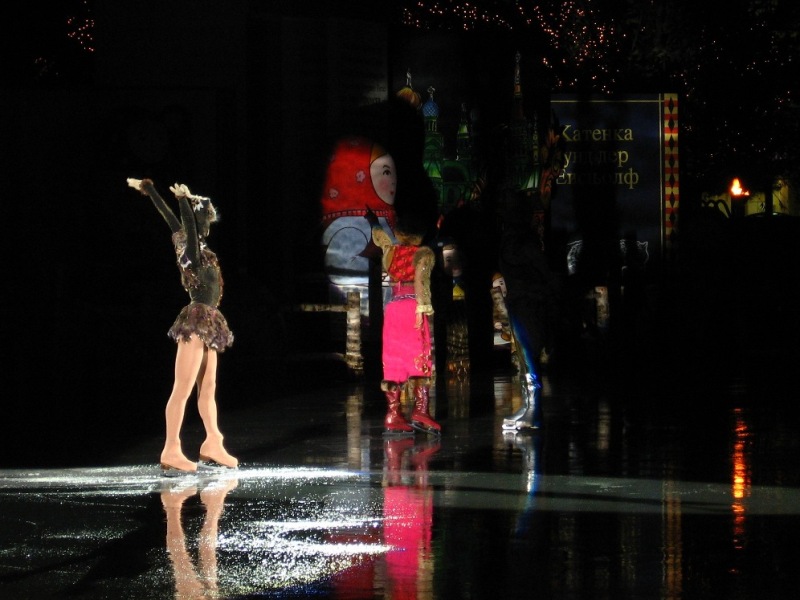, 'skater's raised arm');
170,183,201,267
127,178,181,233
